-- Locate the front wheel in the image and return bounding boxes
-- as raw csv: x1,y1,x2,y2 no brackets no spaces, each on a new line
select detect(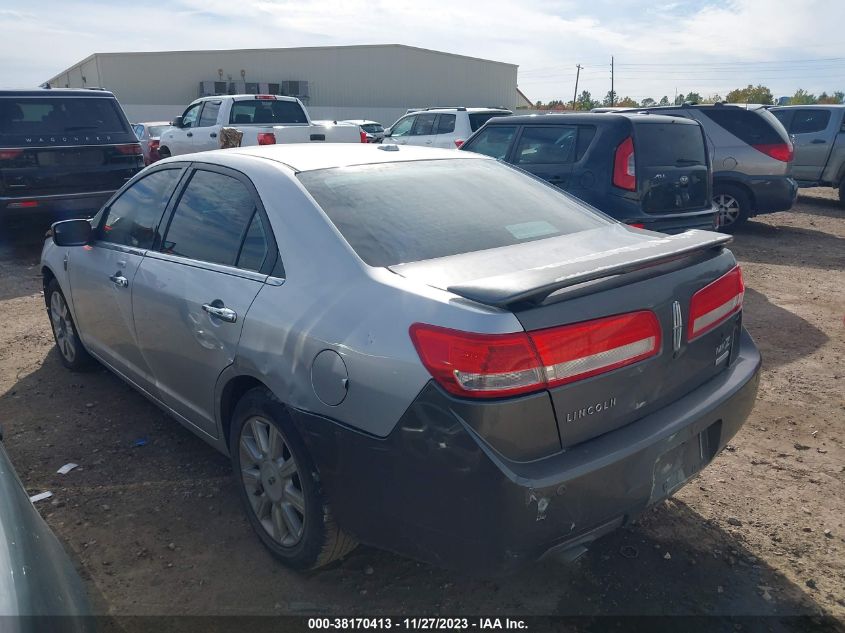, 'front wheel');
230,388,357,569
713,184,751,231
157,146,171,160
46,279,95,371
